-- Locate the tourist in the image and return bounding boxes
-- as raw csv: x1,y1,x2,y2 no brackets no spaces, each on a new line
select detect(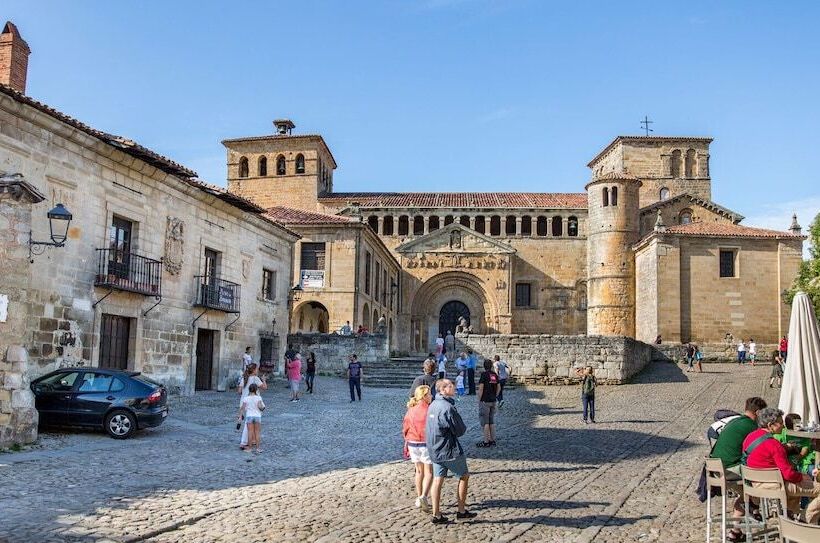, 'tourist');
685,343,696,372
780,335,788,361
437,353,447,379
466,349,477,395
455,351,468,375
238,363,267,450
242,346,253,369
340,321,352,336
377,314,386,334
477,359,499,447
742,407,820,524
654,334,663,345
410,358,438,398
305,352,317,393
287,353,302,402
774,413,815,473
347,354,363,402
426,379,476,524
403,384,433,512
709,396,766,541
238,383,265,453
736,340,746,364
769,350,784,388
576,366,596,424
455,371,465,398
493,355,510,407
693,344,703,373
748,338,757,366
435,333,445,358
445,330,455,355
